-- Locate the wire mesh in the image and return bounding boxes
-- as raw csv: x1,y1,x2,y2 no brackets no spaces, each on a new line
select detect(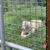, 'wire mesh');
2,0,46,50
